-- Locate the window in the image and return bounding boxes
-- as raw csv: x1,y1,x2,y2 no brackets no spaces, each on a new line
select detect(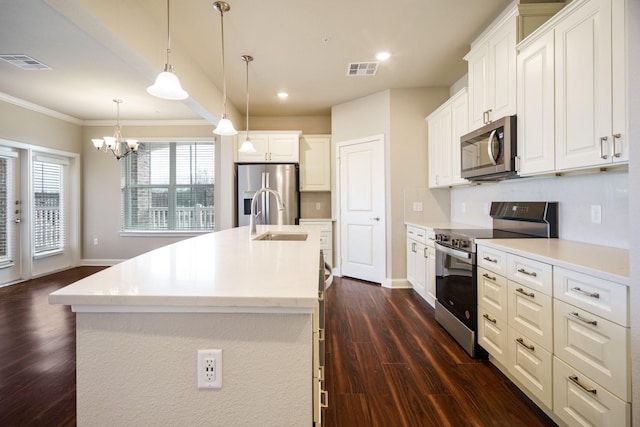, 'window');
121,141,215,231
32,157,66,256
